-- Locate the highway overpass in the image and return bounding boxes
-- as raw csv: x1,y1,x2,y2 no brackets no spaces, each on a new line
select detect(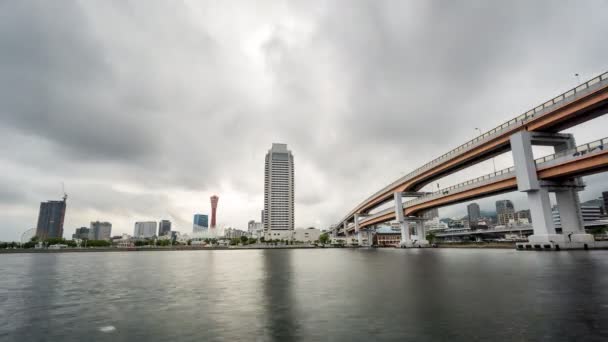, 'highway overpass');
334,71,608,250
